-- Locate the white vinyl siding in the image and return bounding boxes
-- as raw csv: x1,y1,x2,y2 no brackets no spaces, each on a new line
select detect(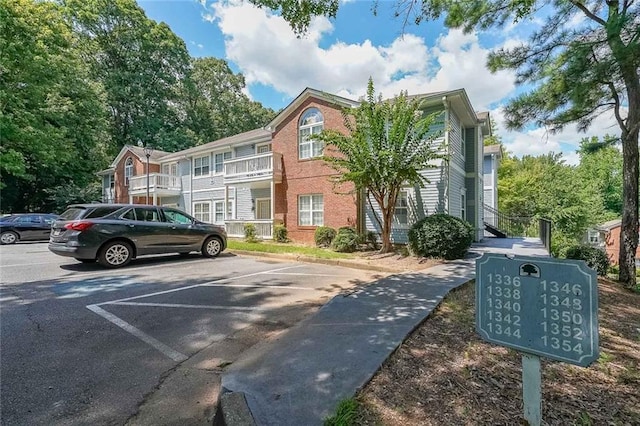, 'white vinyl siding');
299,194,323,226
